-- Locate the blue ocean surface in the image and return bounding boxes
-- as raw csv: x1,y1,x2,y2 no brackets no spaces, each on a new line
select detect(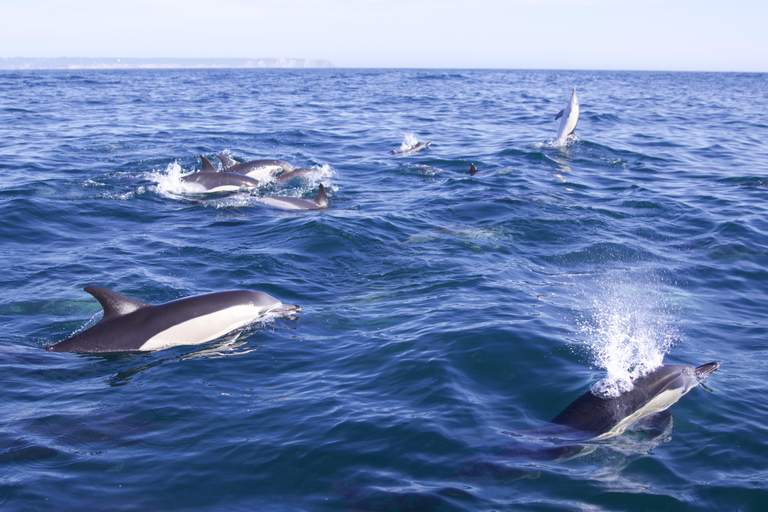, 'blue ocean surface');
1,68,767,511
